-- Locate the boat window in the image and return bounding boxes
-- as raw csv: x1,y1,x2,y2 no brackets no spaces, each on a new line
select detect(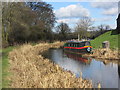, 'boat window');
78,42,85,47
67,43,70,47
72,43,74,47
77,43,79,47
65,43,67,46
78,43,80,47
74,44,76,47
76,44,78,47
69,43,71,47
69,44,71,47
72,43,75,47
72,44,74,47
75,44,77,47
85,42,90,46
